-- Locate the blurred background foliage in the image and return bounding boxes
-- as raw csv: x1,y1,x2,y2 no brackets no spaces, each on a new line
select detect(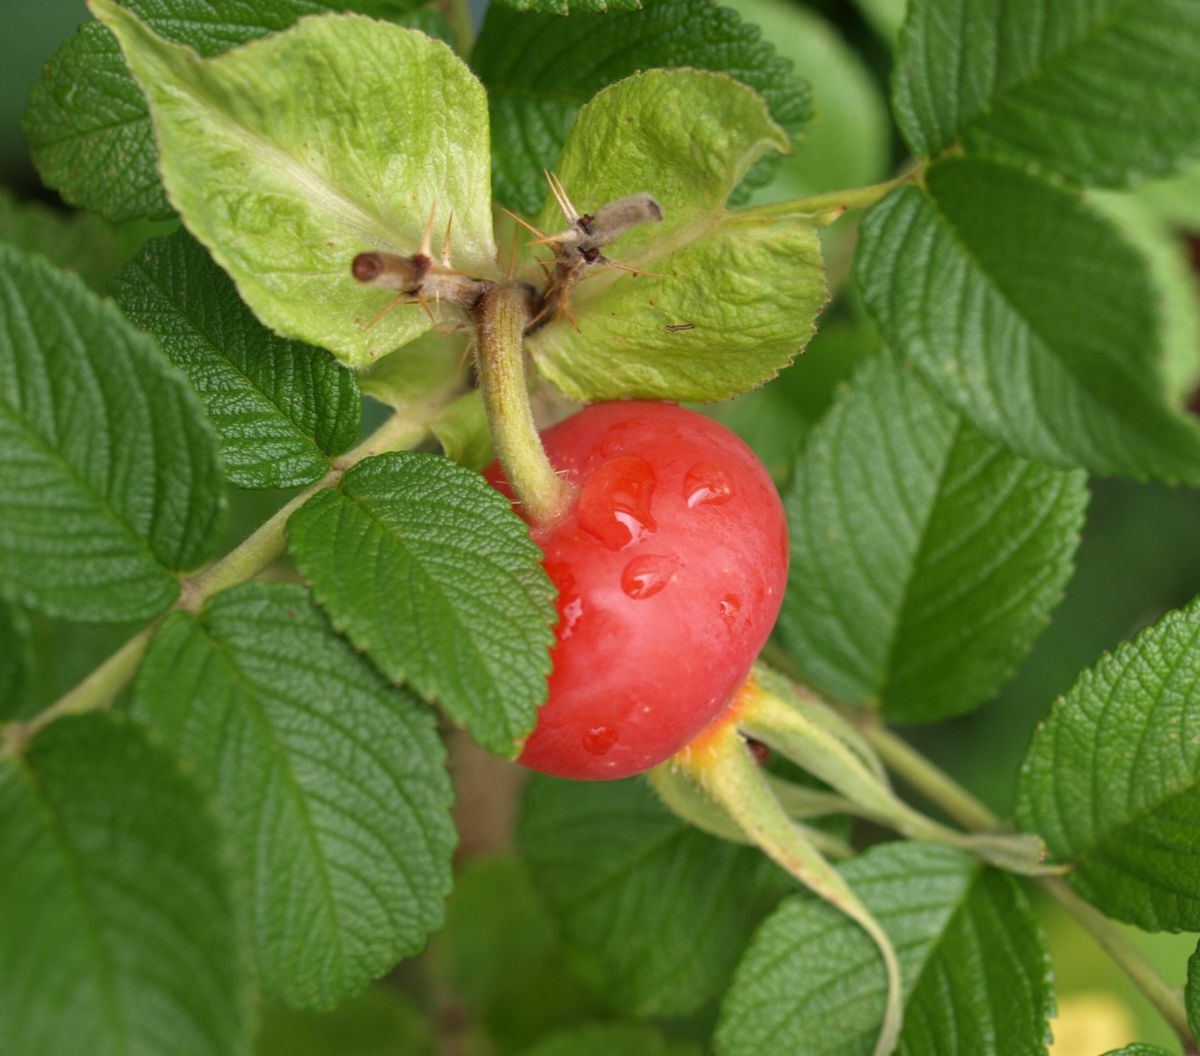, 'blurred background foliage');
3,0,1198,1053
